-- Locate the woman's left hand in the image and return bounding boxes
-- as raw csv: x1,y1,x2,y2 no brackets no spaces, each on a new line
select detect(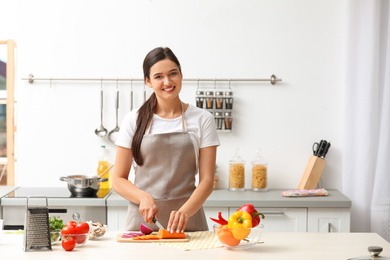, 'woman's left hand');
167,210,189,233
